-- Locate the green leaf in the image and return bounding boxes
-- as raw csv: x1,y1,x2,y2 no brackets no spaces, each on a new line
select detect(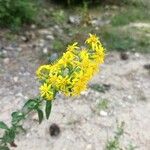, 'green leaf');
37,109,43,124
11,111,25,125
0,122,8,130
45,101,52,120
3,129,15,143
0,146,10,150
23,99,39,110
